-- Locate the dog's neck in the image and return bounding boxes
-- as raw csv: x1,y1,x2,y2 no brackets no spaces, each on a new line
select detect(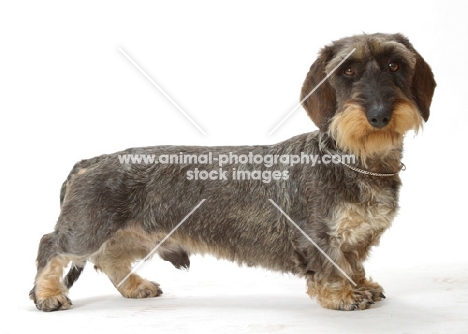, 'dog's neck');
318,132,404,176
